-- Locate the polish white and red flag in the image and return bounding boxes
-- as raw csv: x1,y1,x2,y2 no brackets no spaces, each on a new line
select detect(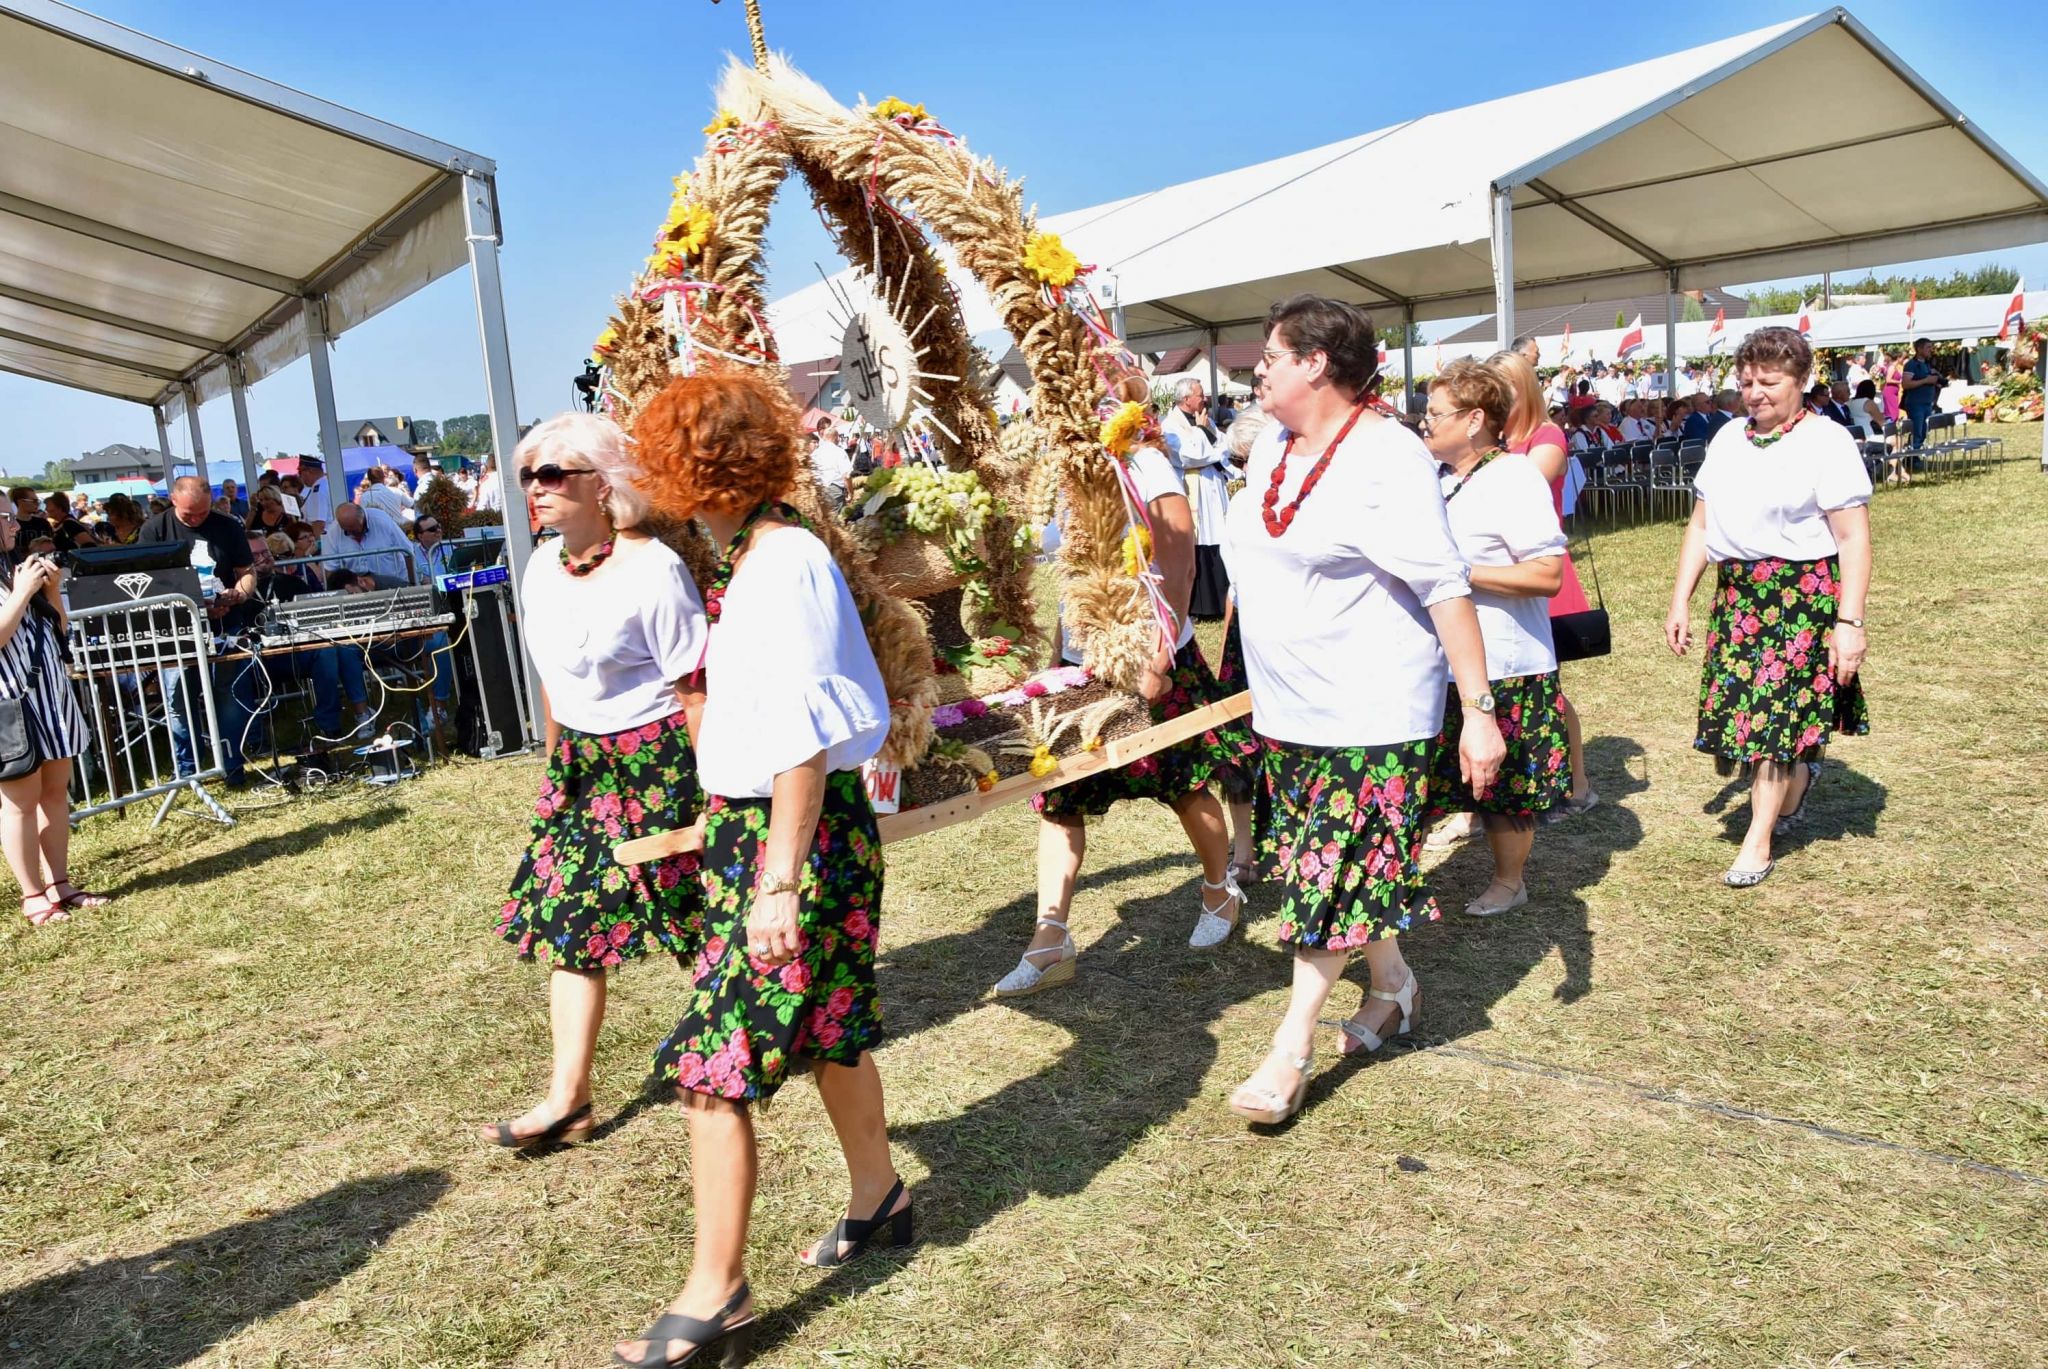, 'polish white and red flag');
1706,306,1726,352
1998,278,2026,340
1615,315,1645,361
1904,286,1917,333
1797,299,1813,335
